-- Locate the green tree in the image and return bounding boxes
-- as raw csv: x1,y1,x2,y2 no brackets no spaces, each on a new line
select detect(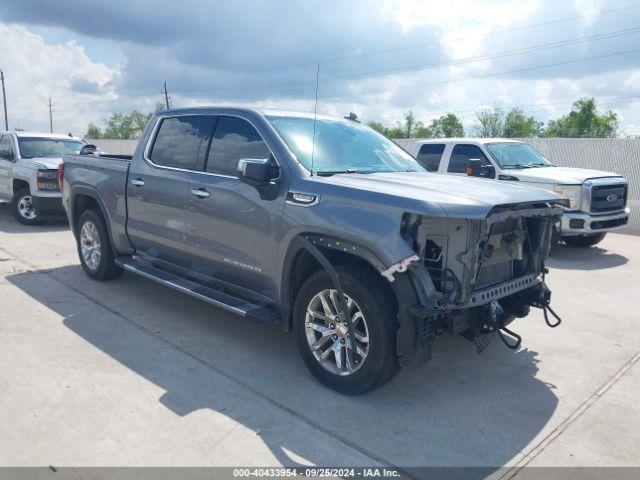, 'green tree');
385,125,407,139
424,113,465,138
384,111,422,138
102,110,153,139
84,123,102,139
544,98,618,138
474,105,505,137
503,108,543,137
366,121,387,135
403,111,417,138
